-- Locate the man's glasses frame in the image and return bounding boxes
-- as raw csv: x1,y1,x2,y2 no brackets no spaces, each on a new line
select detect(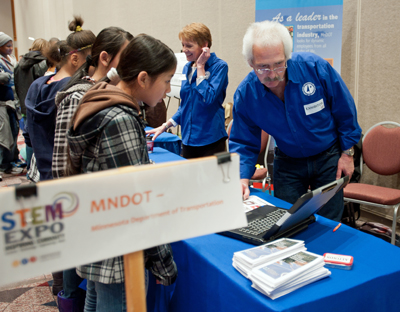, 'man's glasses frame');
253,63,287,75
